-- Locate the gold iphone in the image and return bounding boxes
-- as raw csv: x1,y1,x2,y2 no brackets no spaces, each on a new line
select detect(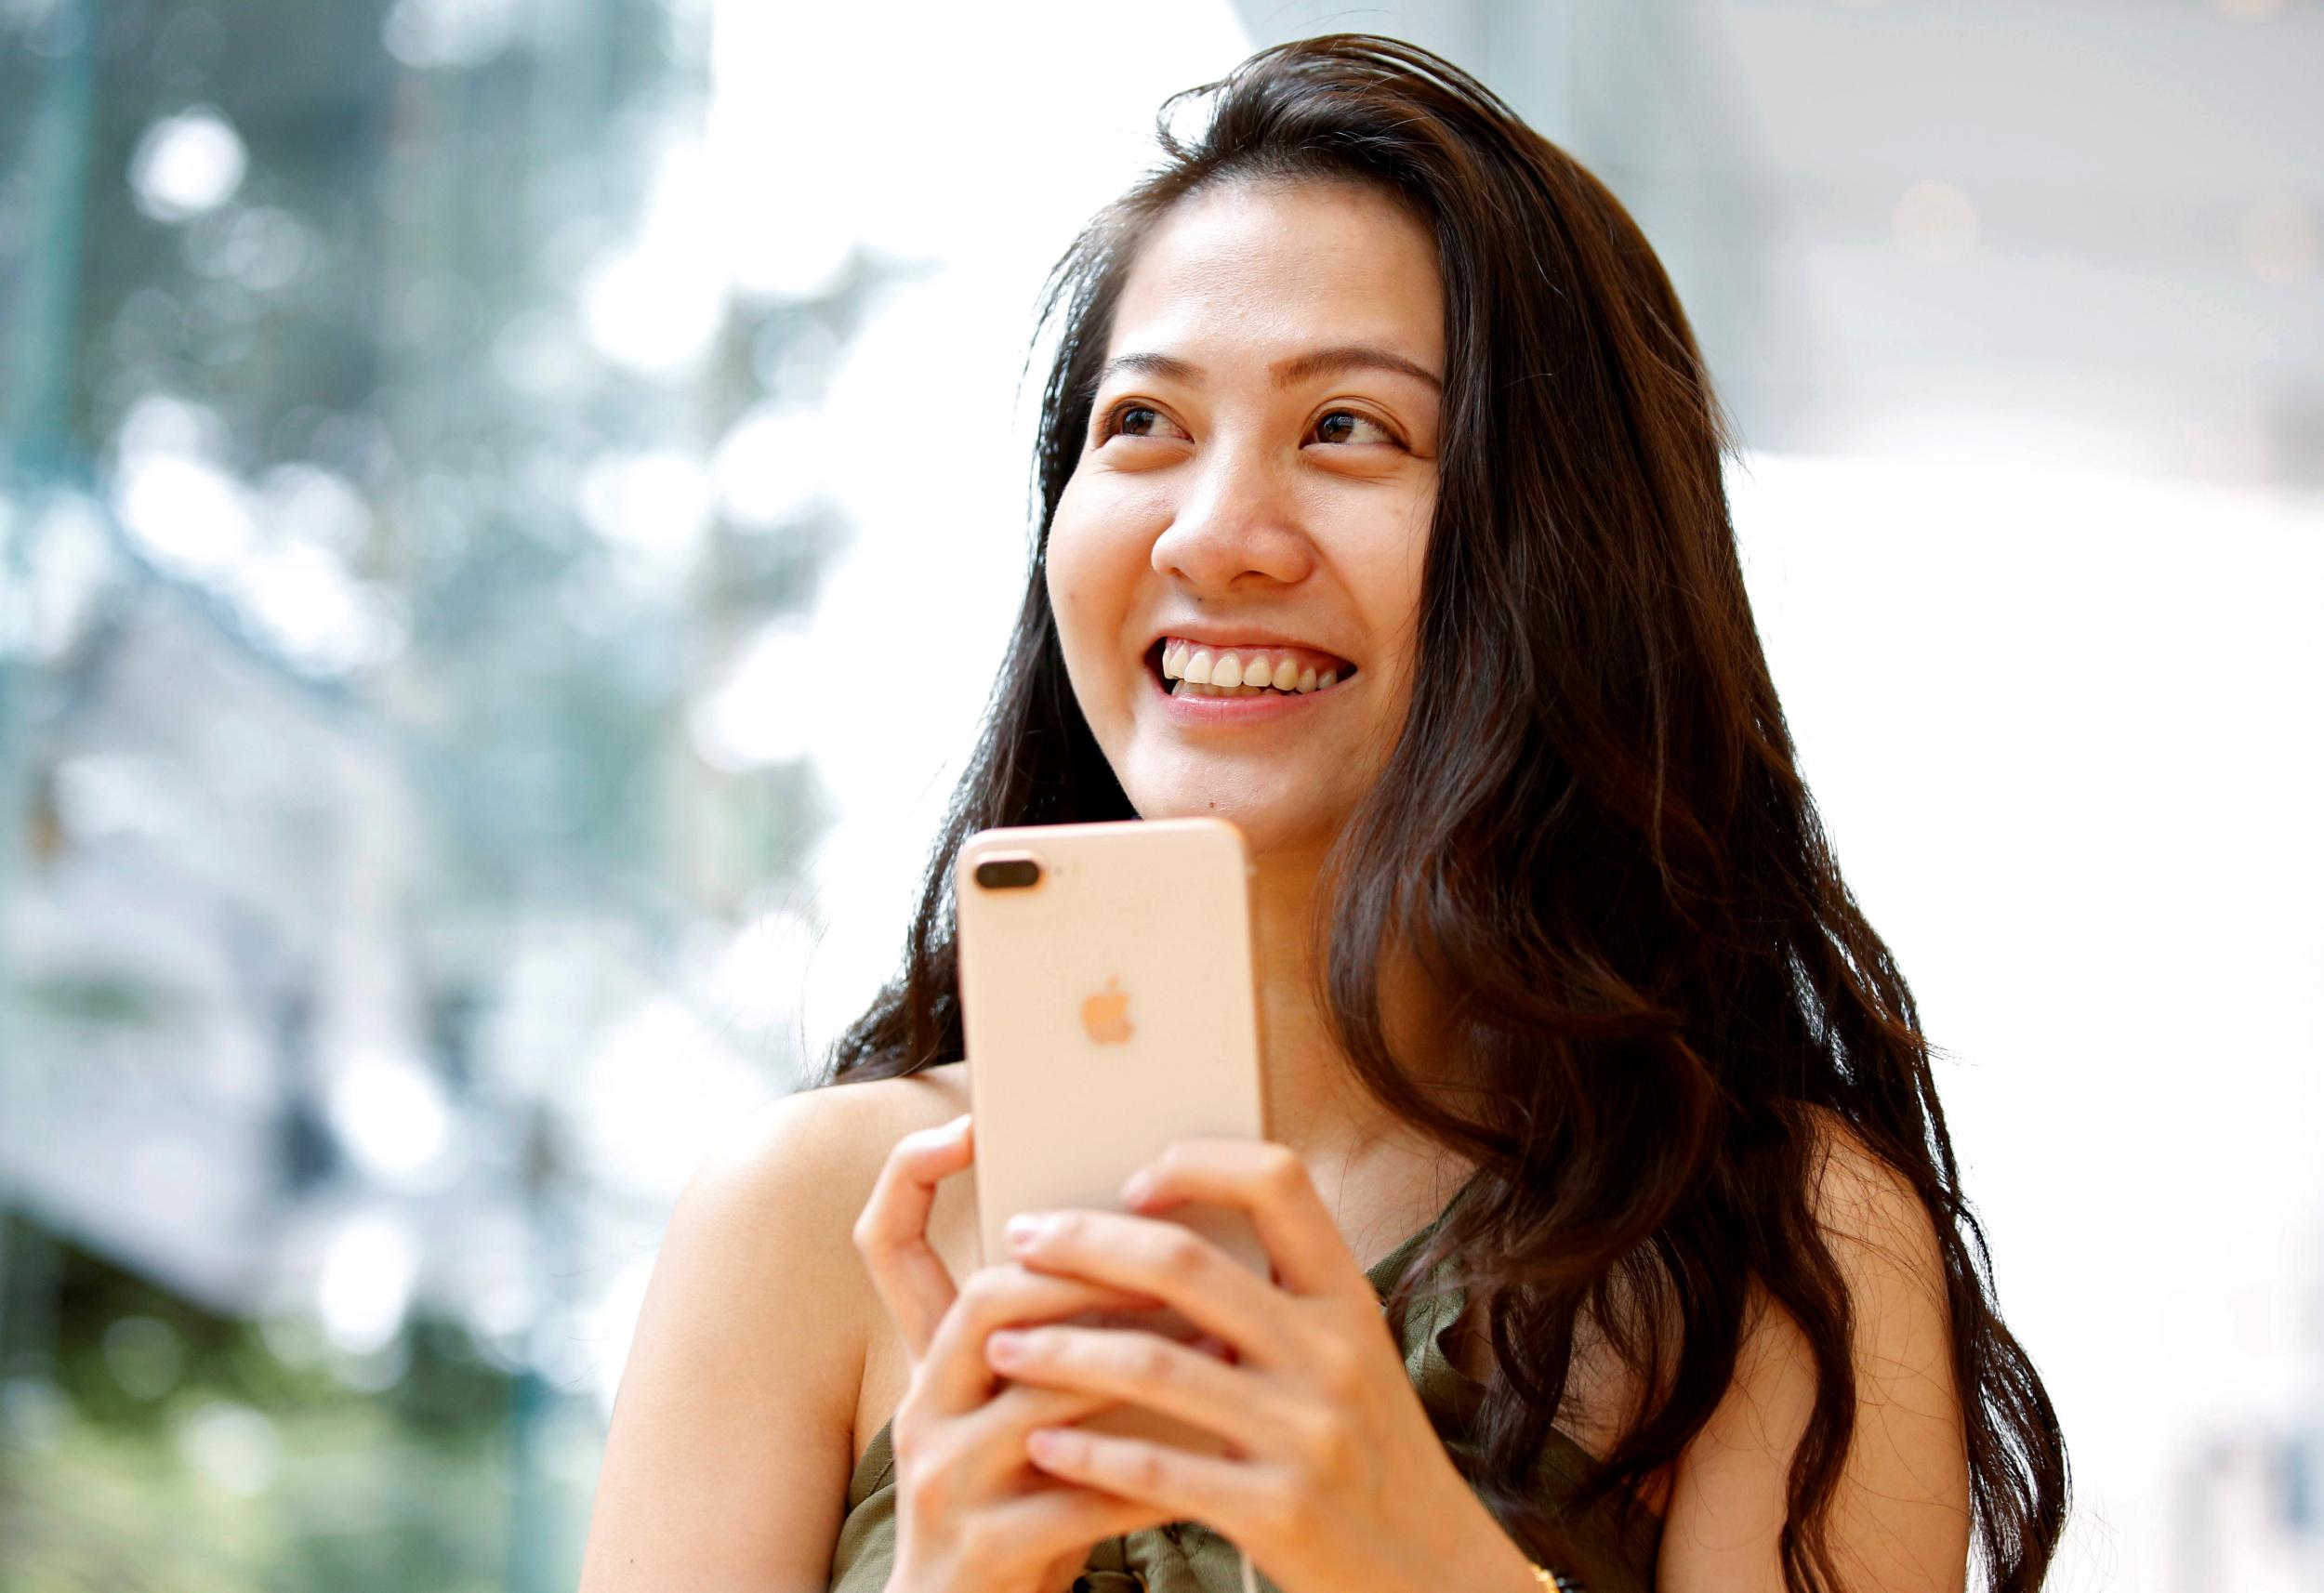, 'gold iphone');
956,816,1272,1455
